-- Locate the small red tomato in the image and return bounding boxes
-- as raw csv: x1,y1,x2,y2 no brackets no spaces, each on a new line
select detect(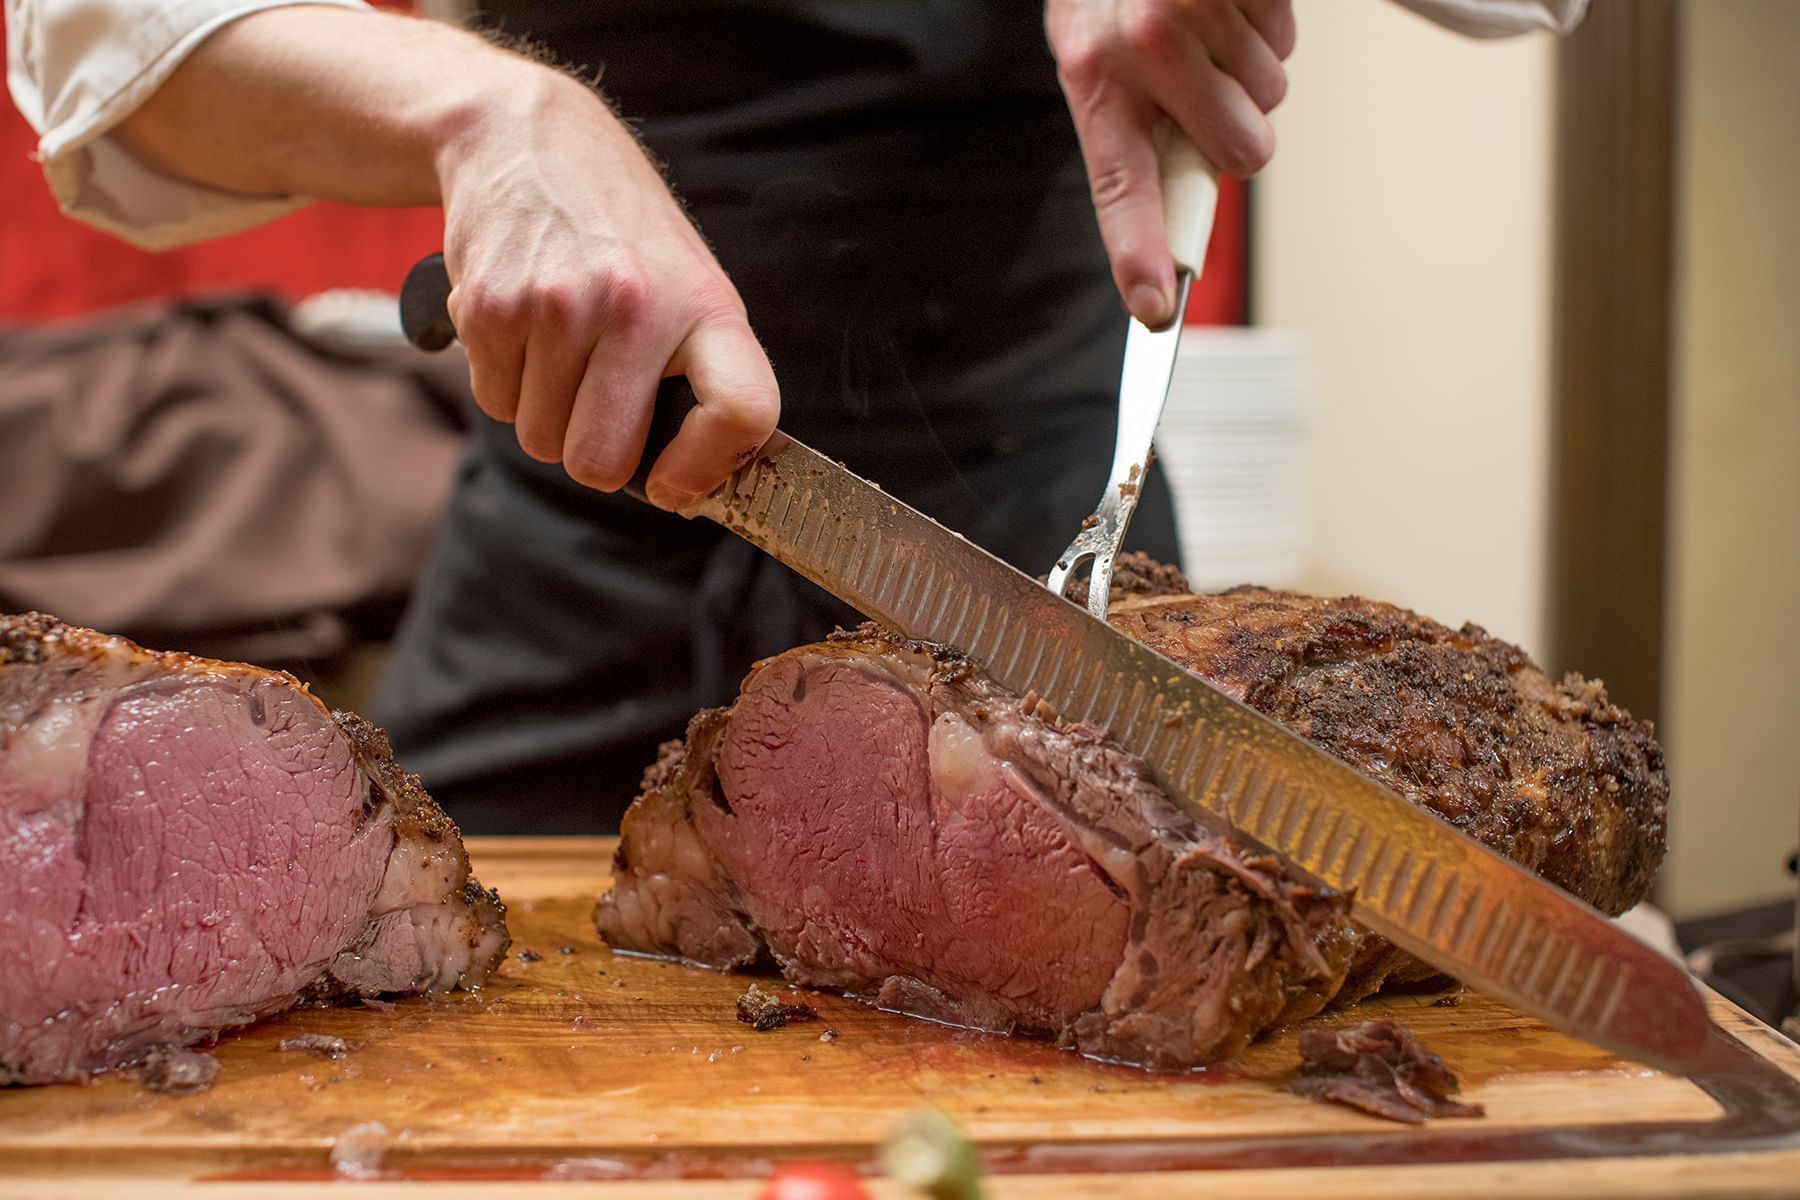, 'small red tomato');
757,1161,871,1200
